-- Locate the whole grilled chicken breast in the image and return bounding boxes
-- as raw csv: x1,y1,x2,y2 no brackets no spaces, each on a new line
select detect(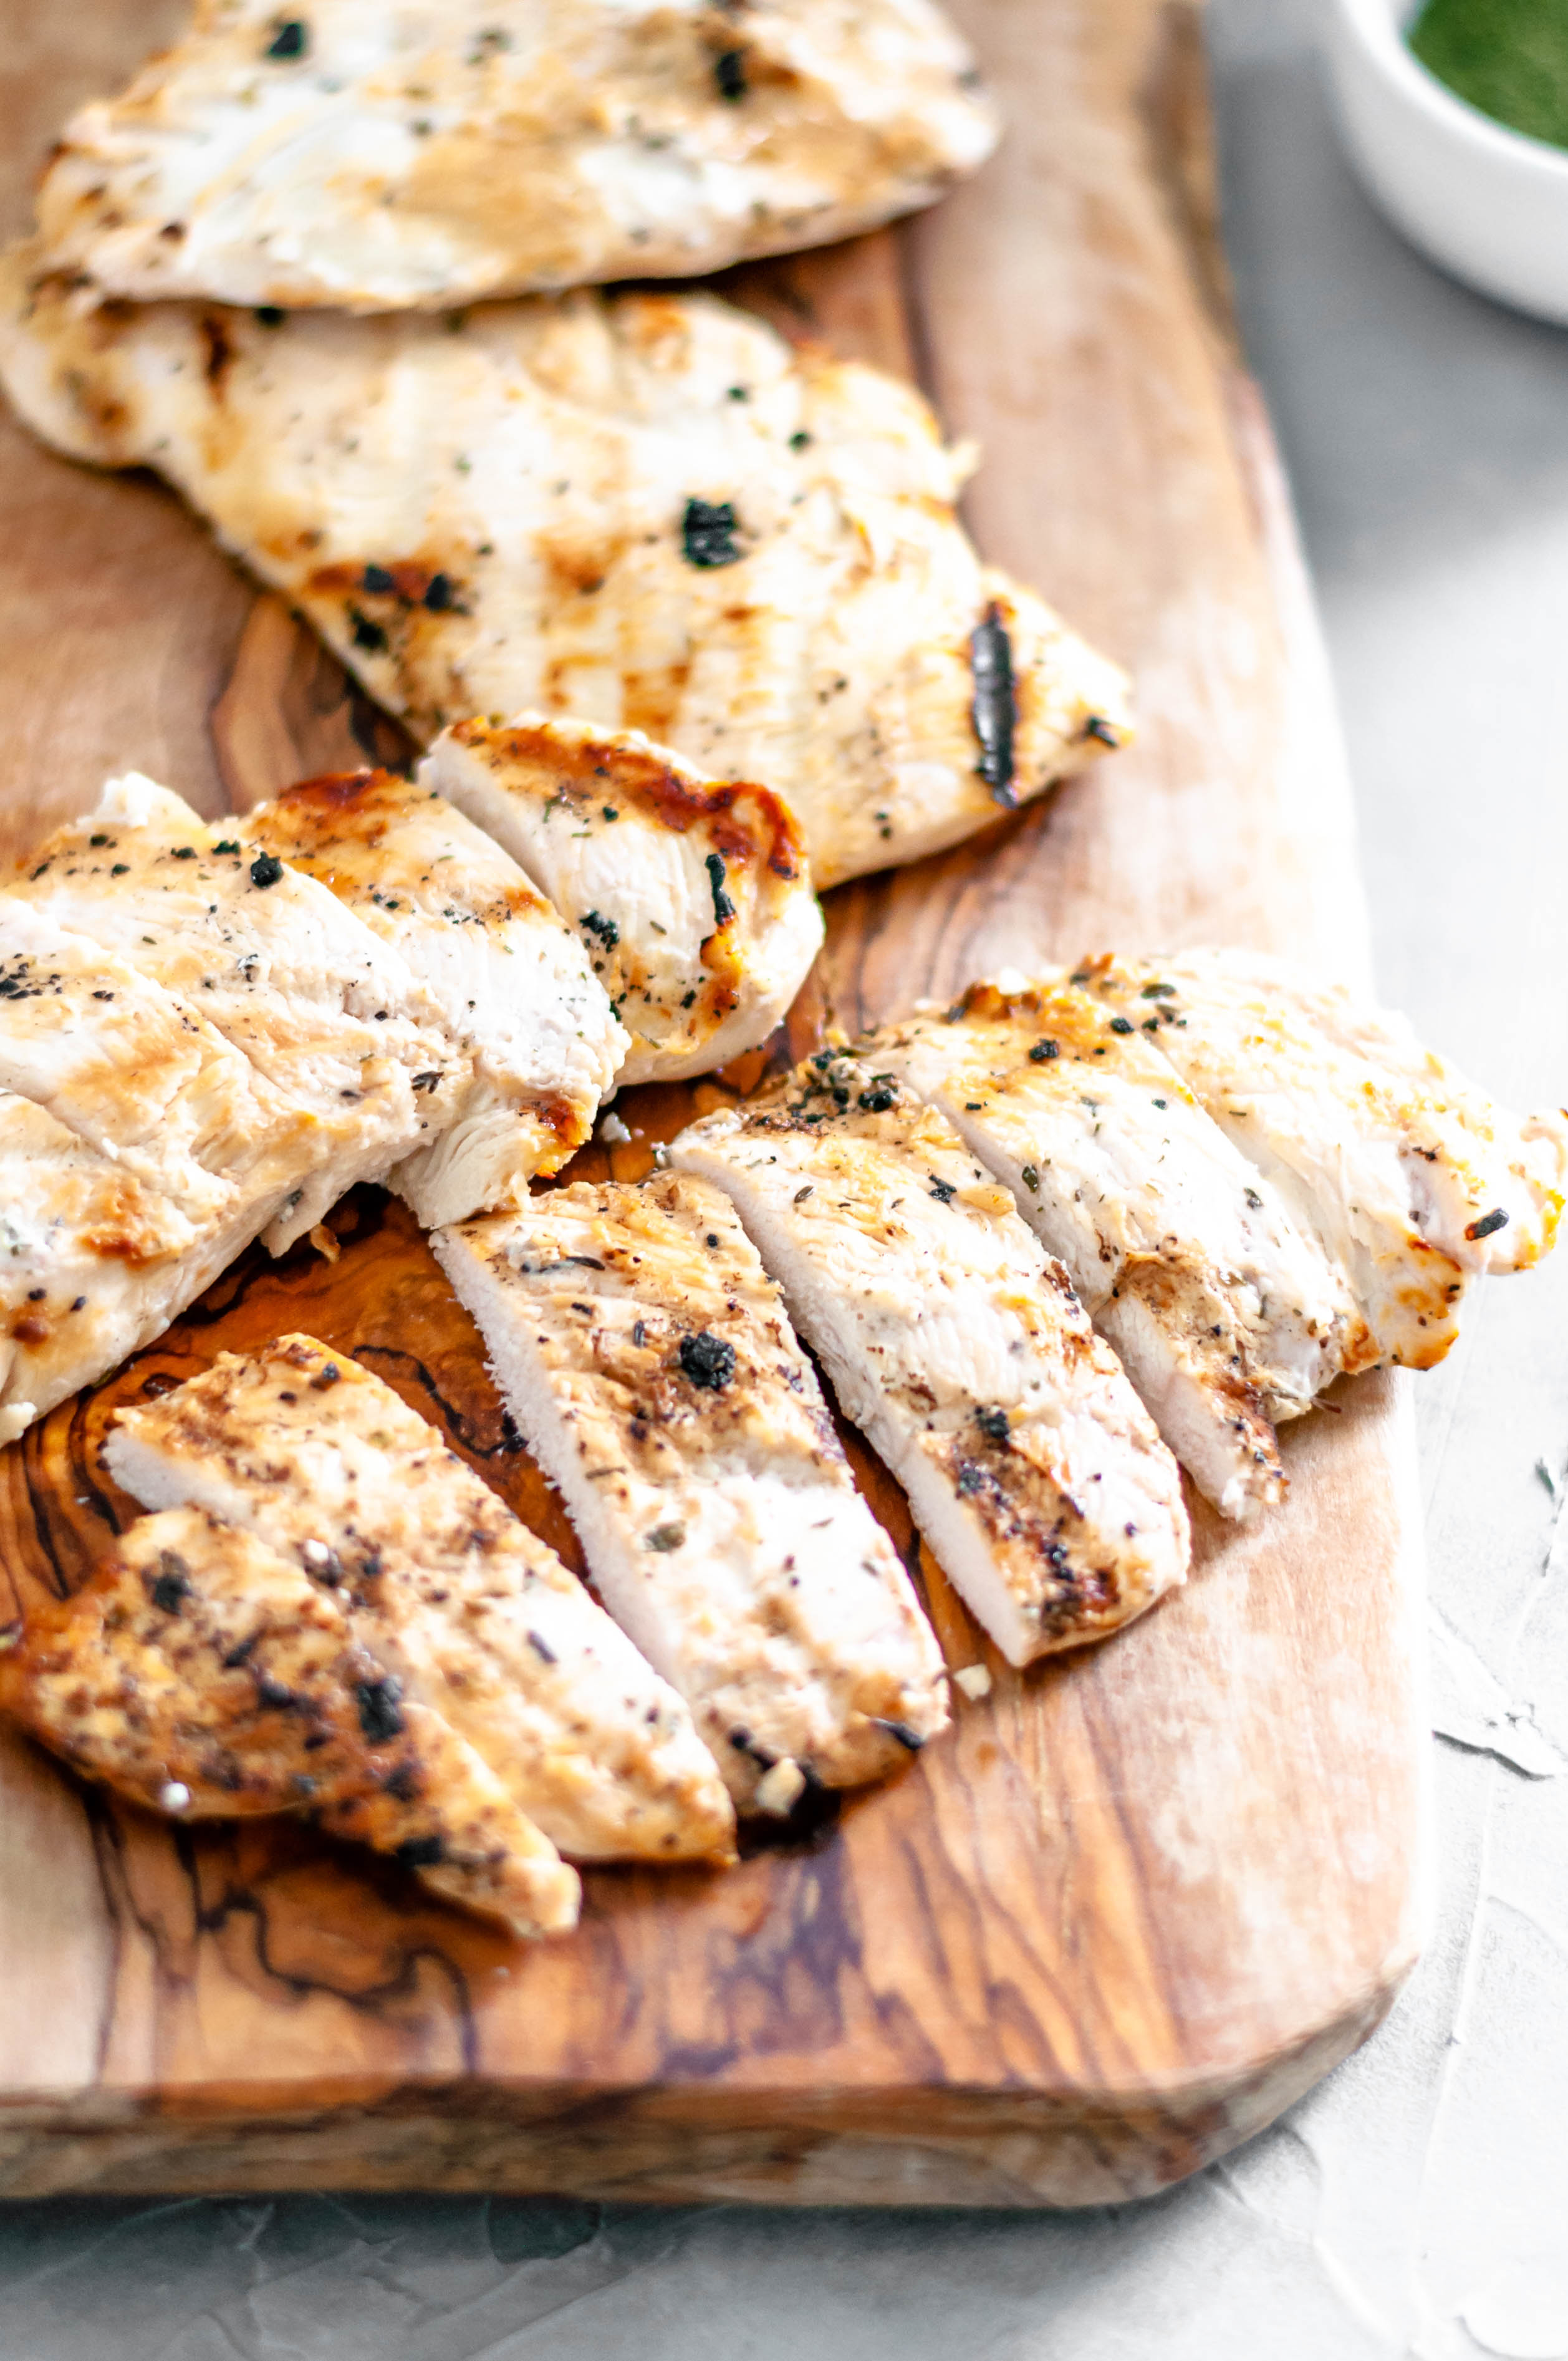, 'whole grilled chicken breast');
867,978,1373,1518
435,1172,948,1808
32,0,999,309
105,1335,736,1864
0,1504,578,1937
1079,950,1568,1369
243,766,627,1223
422,716,823,1084
673,1061,1190,1666
0,263,1130,886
